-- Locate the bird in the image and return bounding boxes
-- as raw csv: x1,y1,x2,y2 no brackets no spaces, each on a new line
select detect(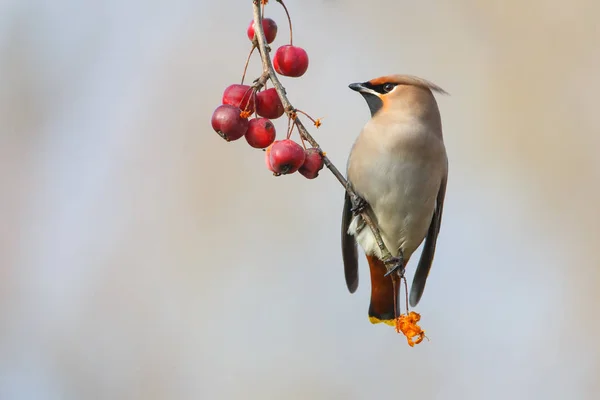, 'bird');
341,74,448,326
